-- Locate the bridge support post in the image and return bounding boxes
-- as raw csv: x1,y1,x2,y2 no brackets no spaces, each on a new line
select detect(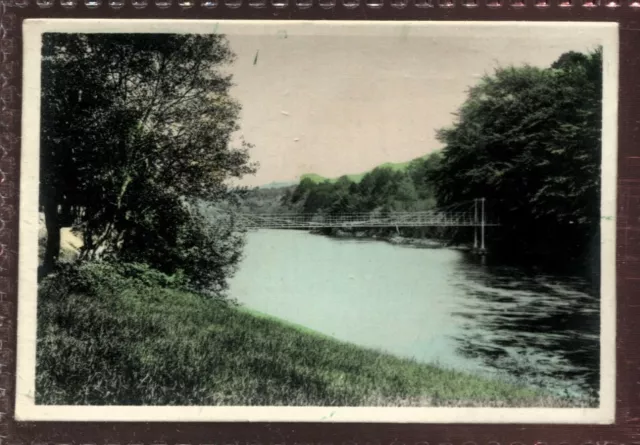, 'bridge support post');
480,197,486,255
473,199,478,250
